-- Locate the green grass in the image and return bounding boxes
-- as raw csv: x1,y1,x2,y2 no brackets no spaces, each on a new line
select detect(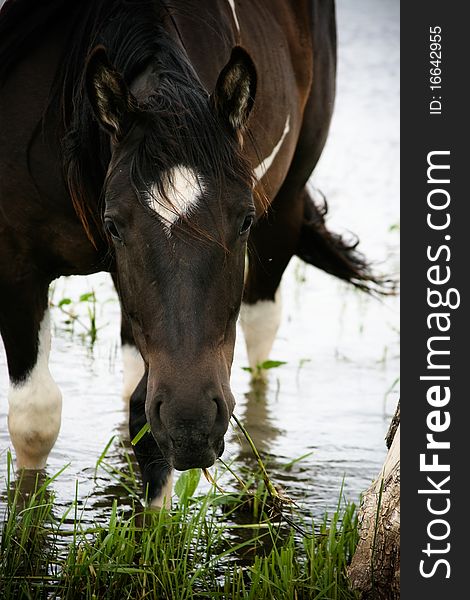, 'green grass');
0,451,359,600
49,286,100,347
